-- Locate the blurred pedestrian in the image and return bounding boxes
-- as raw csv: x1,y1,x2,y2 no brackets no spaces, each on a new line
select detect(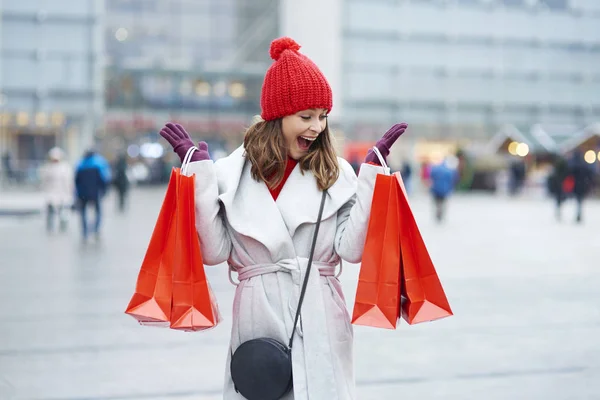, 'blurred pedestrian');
75,148,111,241
2,151,16,185
112,153,130,212
567,151,595,223
39,147,74,233
349,157,361,175
420,160,431,184
548,153,569,221
155,155,170,184
401,161,413,194
159,36,408,399
508,158,526,196
429,158,457,222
